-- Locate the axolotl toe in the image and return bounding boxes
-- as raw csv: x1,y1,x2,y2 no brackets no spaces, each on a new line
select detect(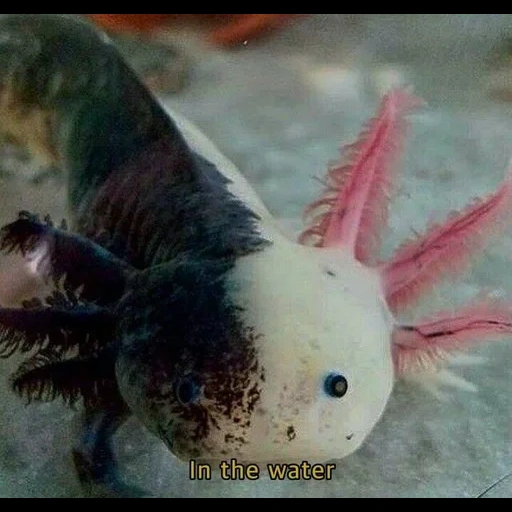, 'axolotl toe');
0,14,511,497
